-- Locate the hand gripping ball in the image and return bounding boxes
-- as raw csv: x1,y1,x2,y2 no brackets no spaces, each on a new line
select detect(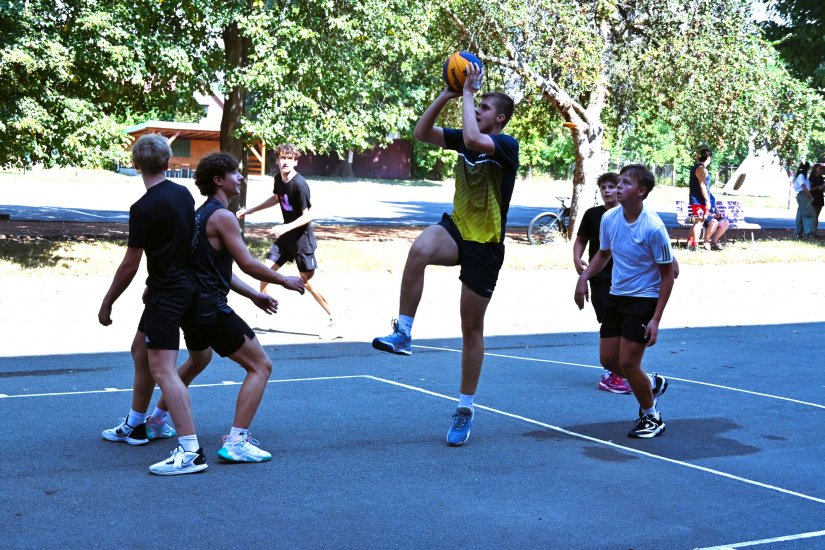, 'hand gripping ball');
443,52,483,92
